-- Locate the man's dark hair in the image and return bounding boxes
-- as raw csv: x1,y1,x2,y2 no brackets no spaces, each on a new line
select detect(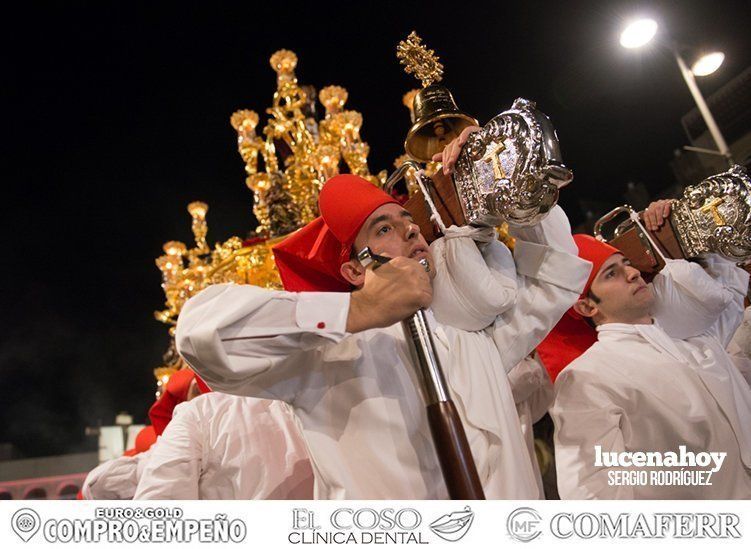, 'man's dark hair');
583,290,600,329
